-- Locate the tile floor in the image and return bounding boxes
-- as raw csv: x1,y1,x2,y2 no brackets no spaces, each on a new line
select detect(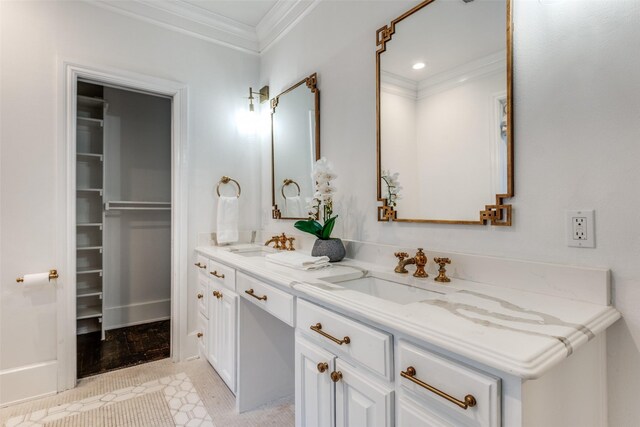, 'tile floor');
77,320,171,378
